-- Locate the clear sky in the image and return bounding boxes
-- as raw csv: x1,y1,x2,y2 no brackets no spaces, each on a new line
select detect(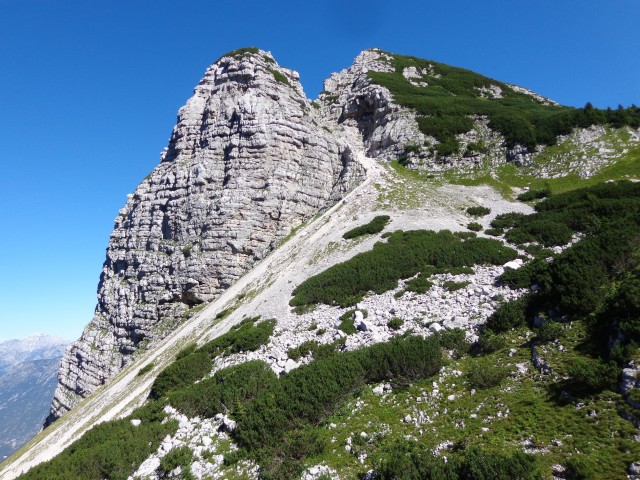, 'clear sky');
0,0,638,342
